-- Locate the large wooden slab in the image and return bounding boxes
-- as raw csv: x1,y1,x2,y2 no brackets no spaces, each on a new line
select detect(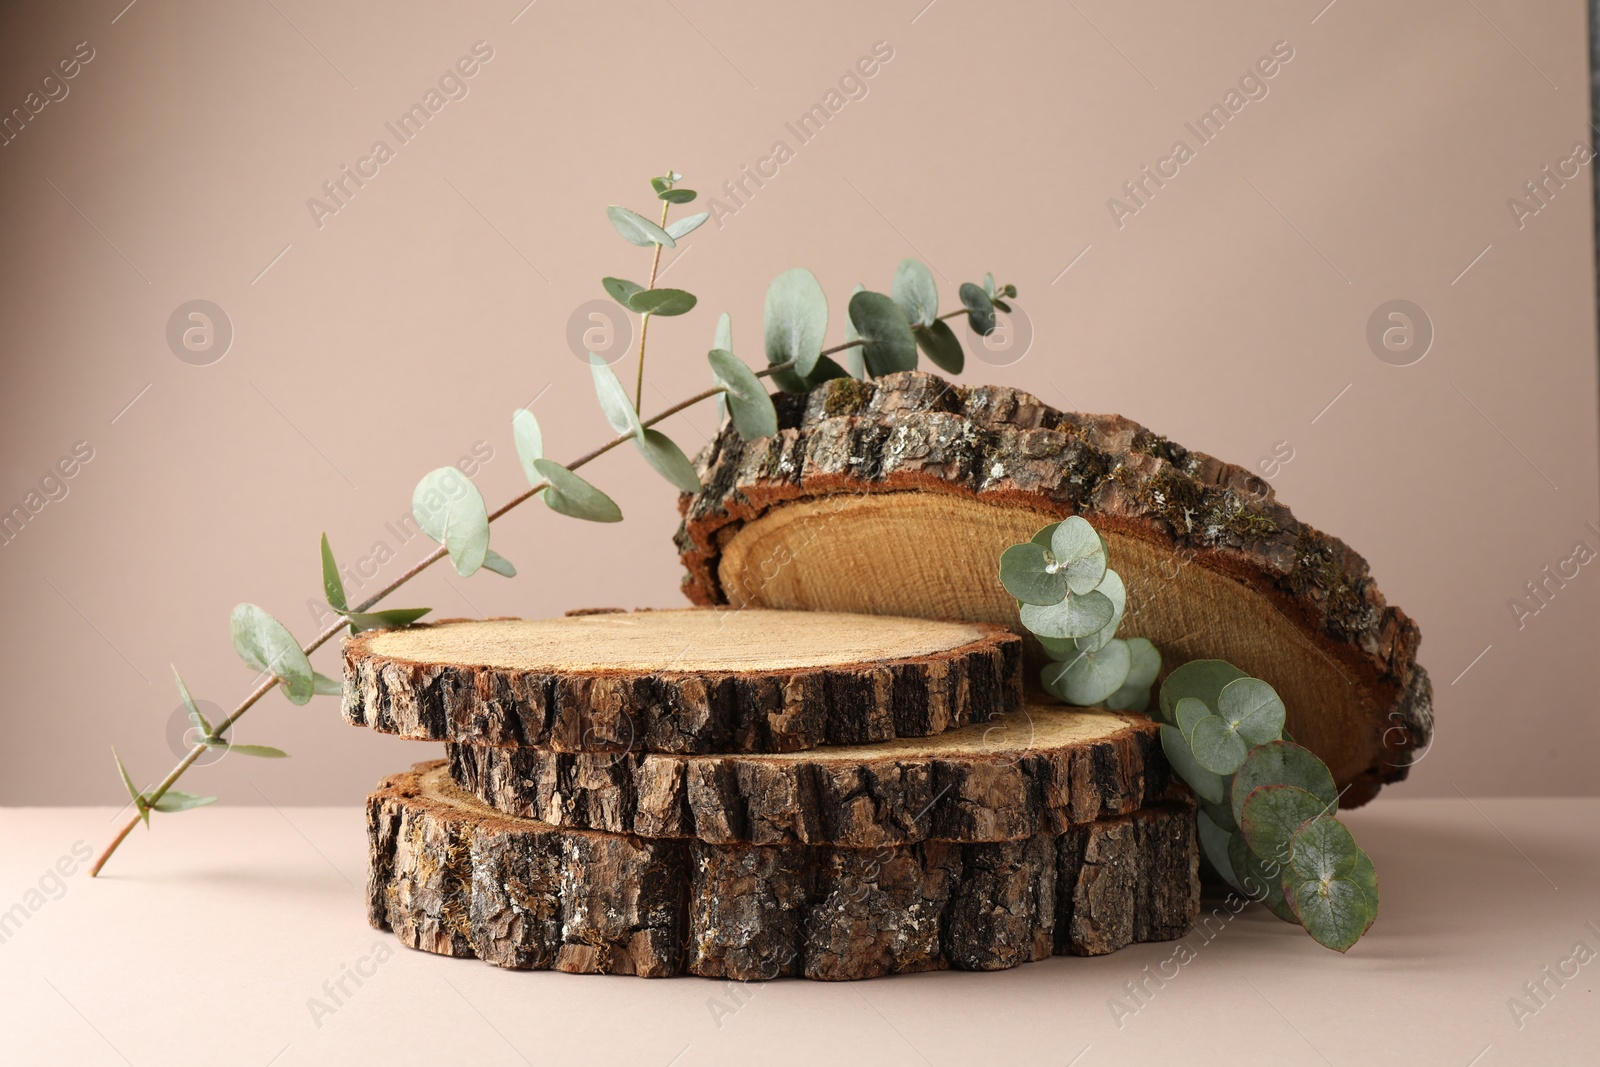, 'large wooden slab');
342,608,1021,754
674,372,1432,806
368,762,1199,980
